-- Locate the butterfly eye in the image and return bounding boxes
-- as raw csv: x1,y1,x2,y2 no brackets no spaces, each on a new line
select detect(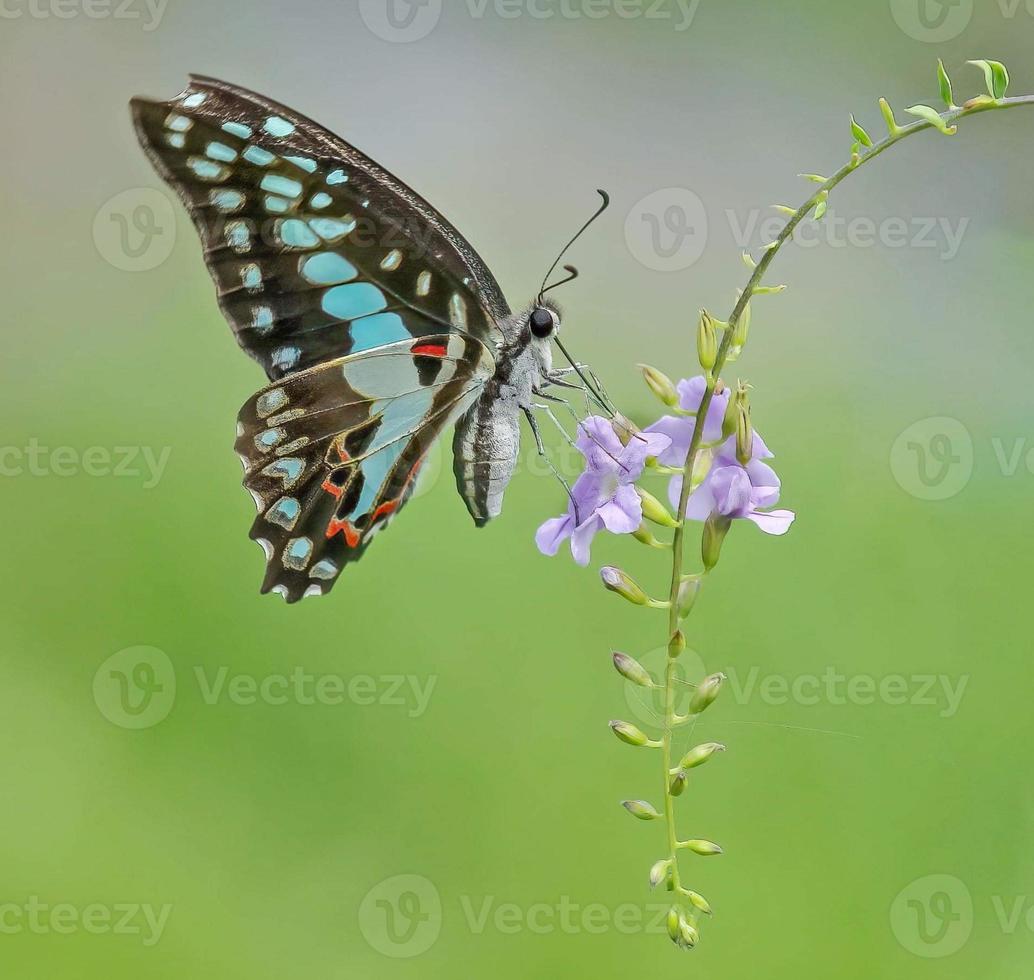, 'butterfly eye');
529,308,556,339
